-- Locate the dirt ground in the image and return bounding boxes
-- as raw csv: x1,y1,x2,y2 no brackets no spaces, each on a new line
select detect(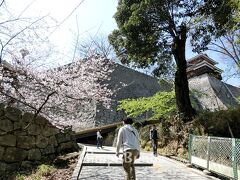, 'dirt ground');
45,152,79,180
13,152,80,180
